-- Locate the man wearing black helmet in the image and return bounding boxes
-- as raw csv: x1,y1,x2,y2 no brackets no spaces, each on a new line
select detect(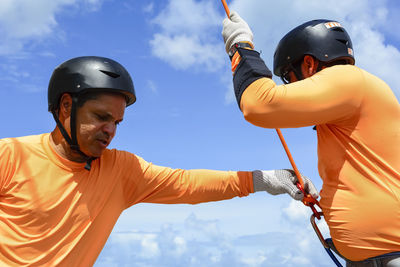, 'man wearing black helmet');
0,56,318,266
222,11,400,266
